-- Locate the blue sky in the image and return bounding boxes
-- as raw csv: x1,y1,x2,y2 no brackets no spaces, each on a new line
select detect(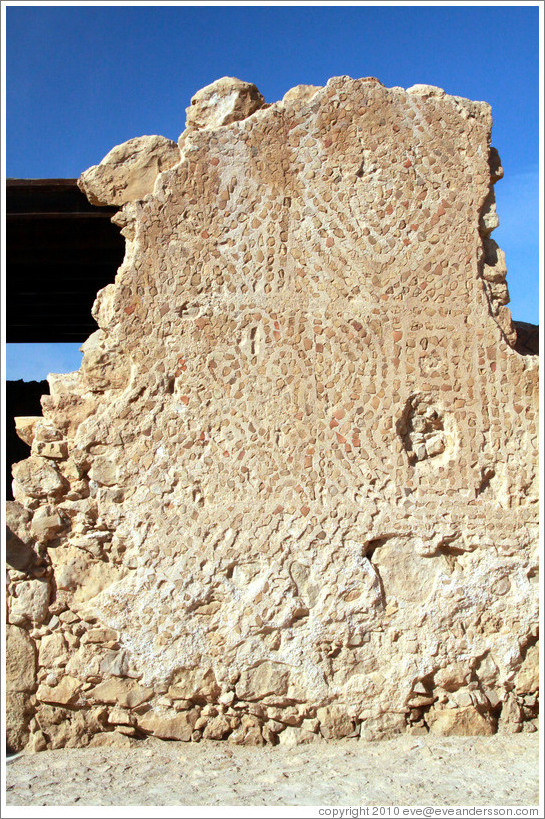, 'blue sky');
5,3,540,380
